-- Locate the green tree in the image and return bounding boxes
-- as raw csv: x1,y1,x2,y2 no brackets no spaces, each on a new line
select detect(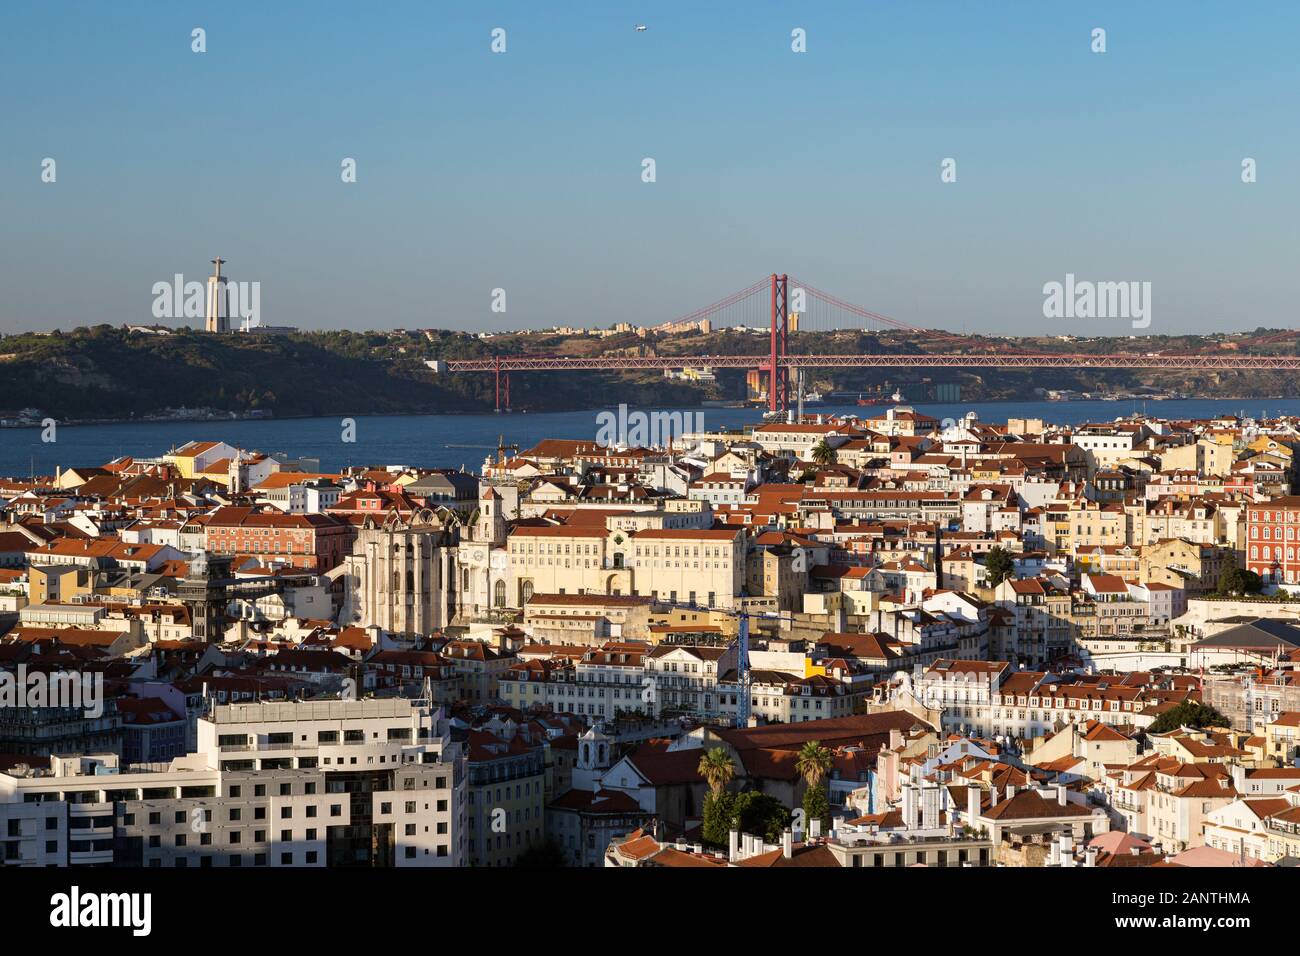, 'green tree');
1147,700,1230,735
984,546,1015,587
795,741,834,832
731,791,791,844
697,748,736,797
810,440,836,466
514,837,567,868
1216,565,1263,596
701,791,791,847
698,748,739,849
701,792,735,848
802,785,830,835
795,740,833,790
